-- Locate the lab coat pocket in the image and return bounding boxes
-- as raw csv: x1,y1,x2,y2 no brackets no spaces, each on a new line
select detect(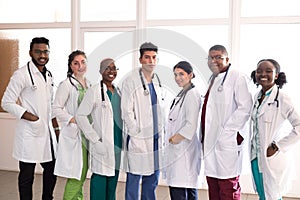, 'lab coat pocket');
62,123,79,139
215,138,239,172
266,151,287,174
29,119,43,136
